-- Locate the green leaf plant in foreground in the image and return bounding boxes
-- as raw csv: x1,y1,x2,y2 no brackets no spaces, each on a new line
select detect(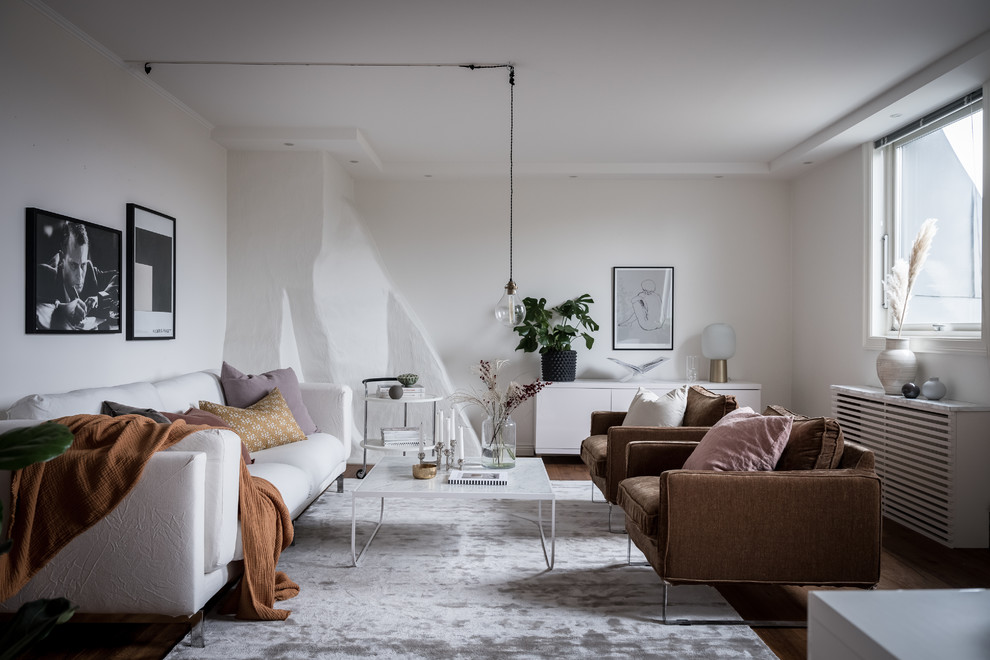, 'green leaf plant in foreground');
0,422,77,658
